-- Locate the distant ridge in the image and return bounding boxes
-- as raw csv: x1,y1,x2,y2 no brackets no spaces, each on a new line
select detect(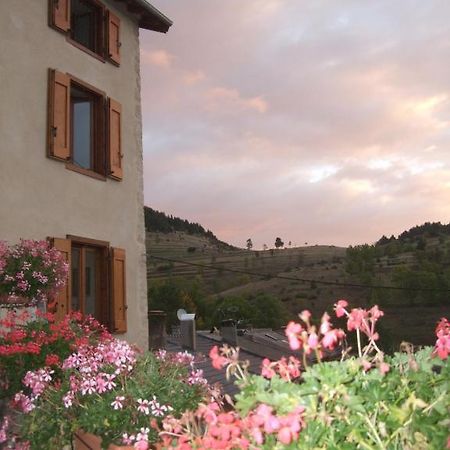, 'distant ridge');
376,221,450,246
144,206,237,250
